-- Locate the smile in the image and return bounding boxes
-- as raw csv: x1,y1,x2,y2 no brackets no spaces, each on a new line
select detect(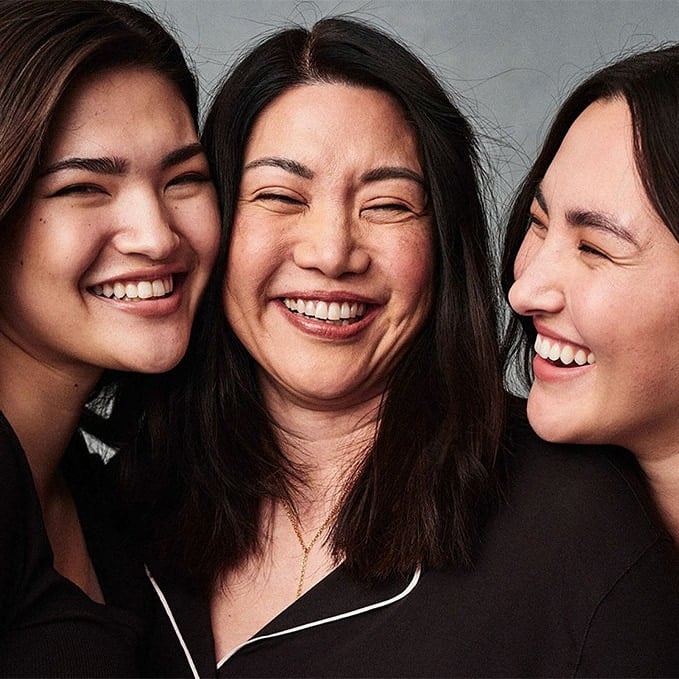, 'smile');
534,333,595,367
282,297,366,326
90,276,174,301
